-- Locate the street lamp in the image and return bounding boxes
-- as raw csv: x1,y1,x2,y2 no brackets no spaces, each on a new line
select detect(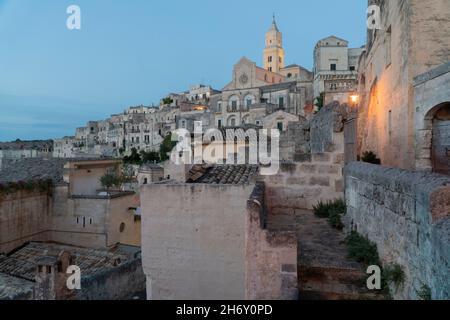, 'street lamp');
349,93,359,105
